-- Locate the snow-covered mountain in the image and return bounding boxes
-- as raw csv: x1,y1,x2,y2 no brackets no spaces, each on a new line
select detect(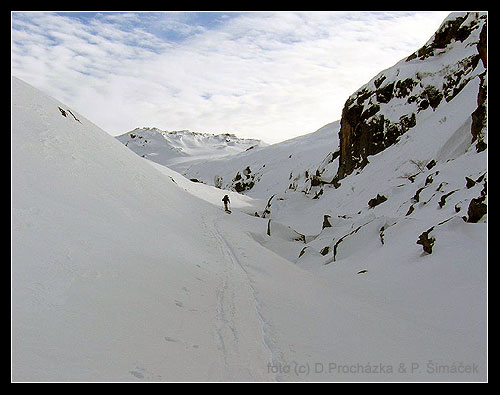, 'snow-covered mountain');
115,127,266,174
12,11,487,382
